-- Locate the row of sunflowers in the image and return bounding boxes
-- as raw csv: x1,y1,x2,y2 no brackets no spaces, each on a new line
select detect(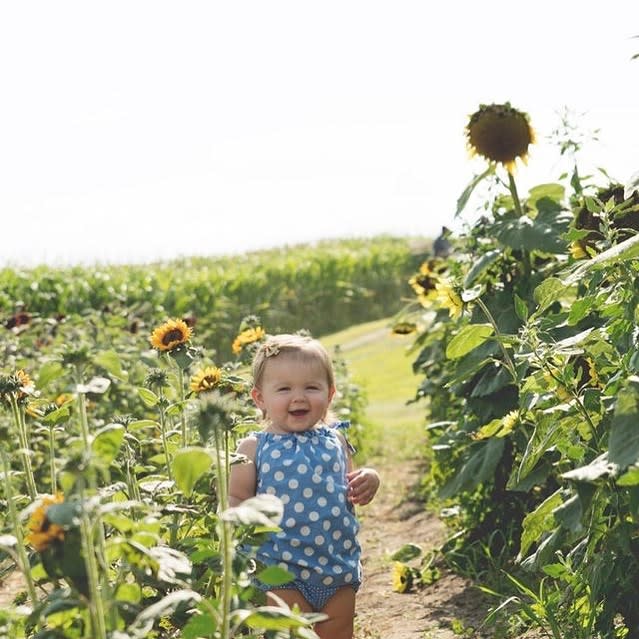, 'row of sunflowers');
0,312,366,638
393,103,639,638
